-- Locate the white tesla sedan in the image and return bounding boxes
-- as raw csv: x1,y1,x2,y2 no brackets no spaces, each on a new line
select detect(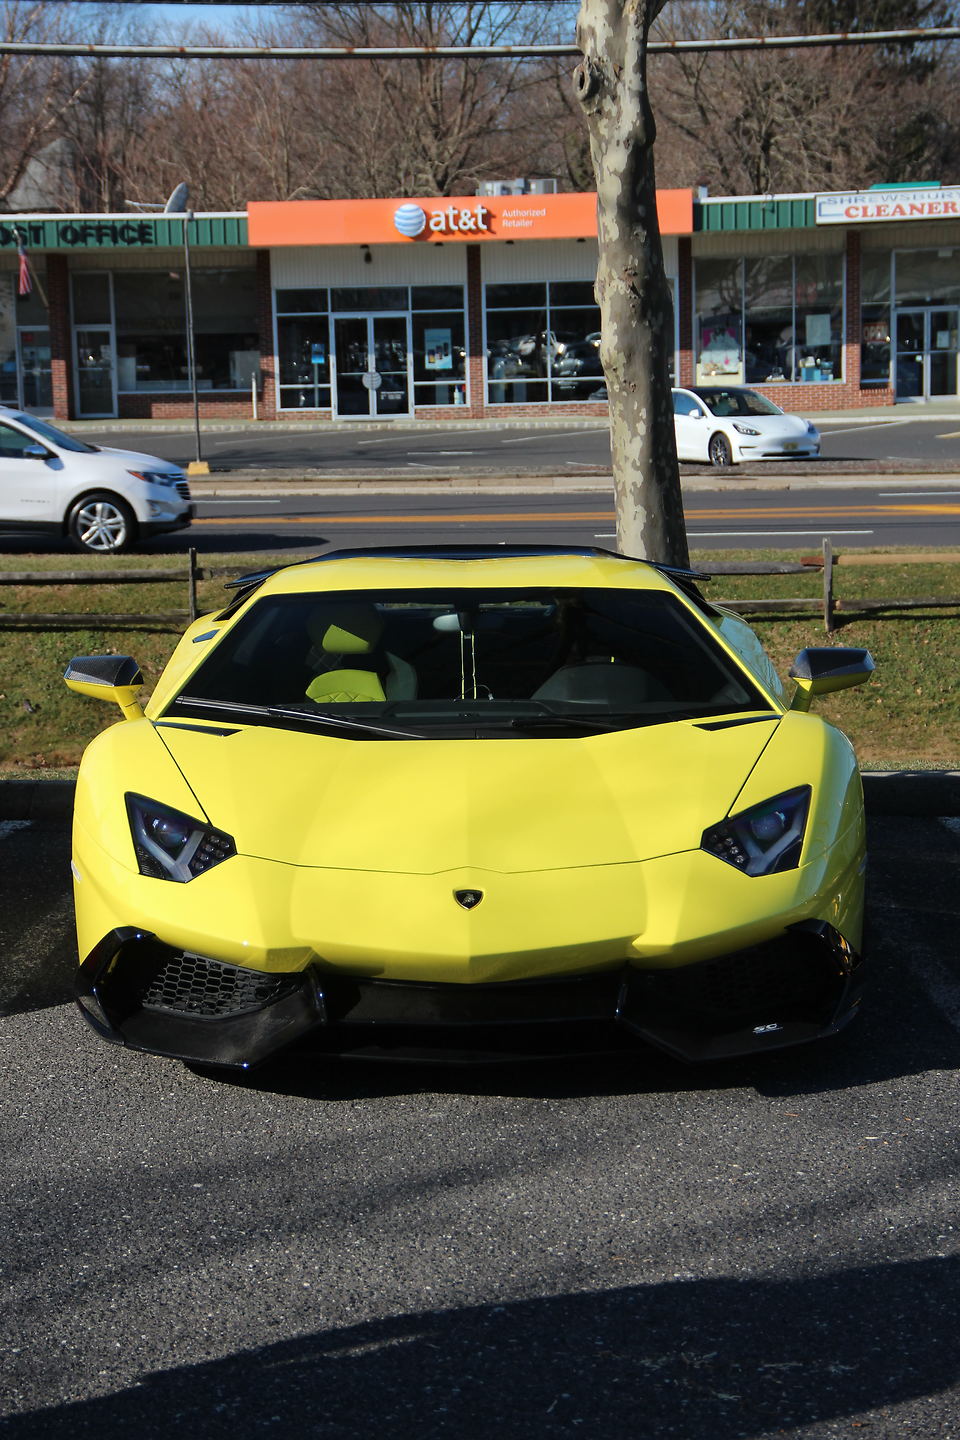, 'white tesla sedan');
673,387,821,467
